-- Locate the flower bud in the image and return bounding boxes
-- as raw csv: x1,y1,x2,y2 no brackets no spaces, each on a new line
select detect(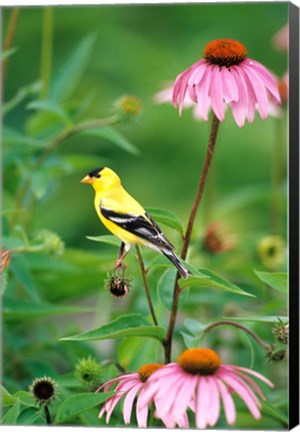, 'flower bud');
203,222,236,254
0,248,11,273
105,271,131,297
115,95,142,122
272,319,288,345
257,235,285,270
29,376,58,405
75,356,102,389
266,347,286,363
35,229,64,256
